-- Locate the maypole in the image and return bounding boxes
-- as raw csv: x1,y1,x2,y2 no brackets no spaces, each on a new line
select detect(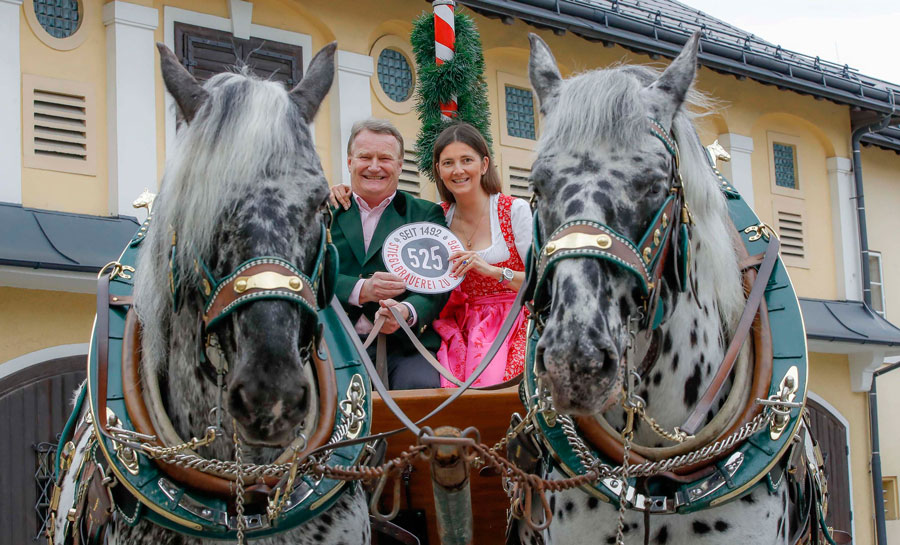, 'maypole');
412,2,492,180
433,0,458,120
